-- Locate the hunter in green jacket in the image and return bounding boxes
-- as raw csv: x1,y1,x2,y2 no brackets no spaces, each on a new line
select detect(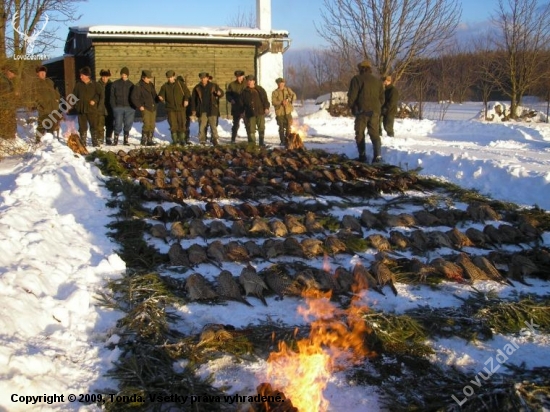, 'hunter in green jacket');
347,60,385,163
